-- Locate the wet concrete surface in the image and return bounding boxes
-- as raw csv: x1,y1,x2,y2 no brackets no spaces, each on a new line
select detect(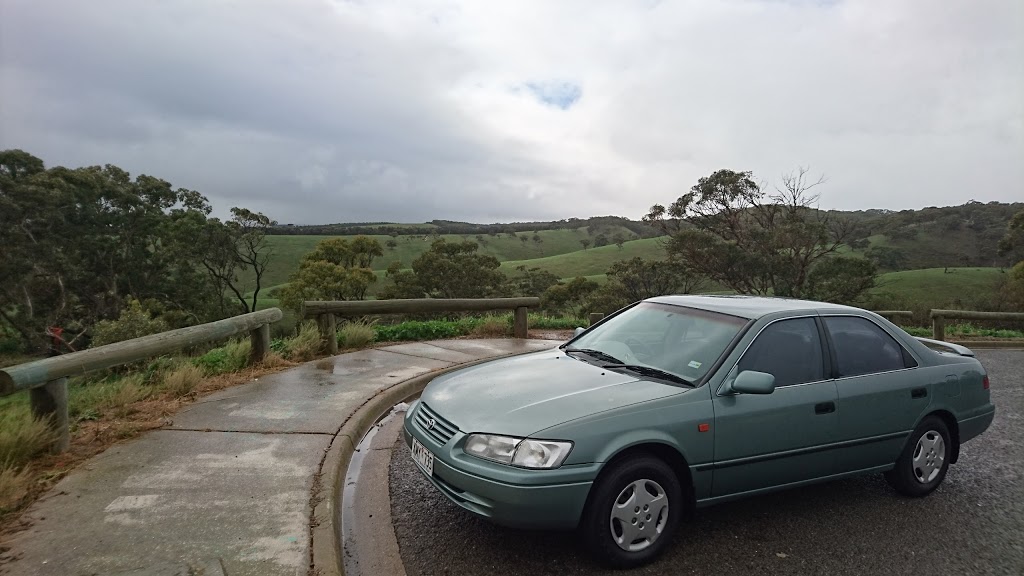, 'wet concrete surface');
1,338,561,576
388,350,1024,576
